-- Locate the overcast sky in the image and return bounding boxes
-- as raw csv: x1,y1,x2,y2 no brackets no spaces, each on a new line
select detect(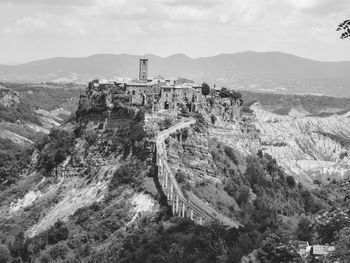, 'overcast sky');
0,0,349,64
